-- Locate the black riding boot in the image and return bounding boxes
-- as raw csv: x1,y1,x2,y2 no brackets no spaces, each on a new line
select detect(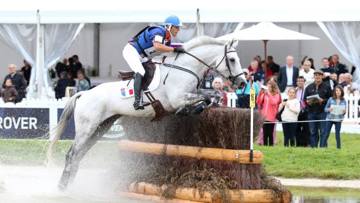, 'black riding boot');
133,73,144,110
